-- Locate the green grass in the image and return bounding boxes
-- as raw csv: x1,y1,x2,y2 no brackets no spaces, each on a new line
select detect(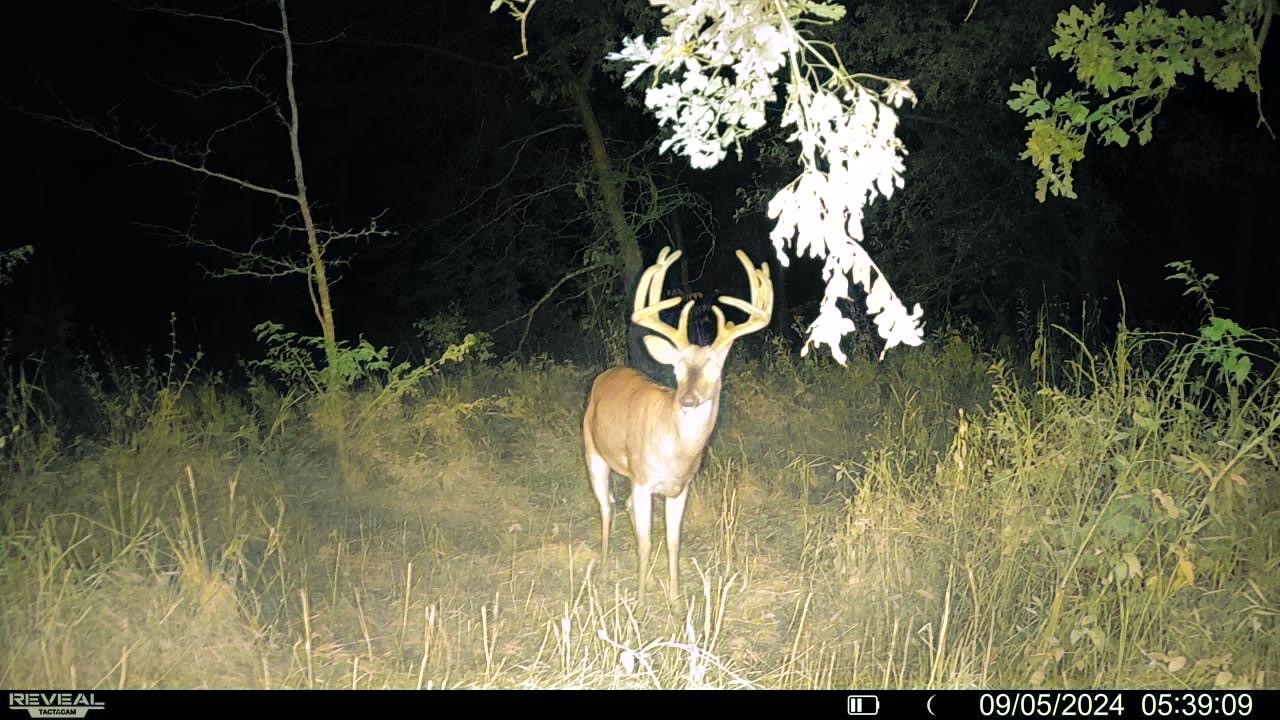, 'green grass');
1,324,1276,689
